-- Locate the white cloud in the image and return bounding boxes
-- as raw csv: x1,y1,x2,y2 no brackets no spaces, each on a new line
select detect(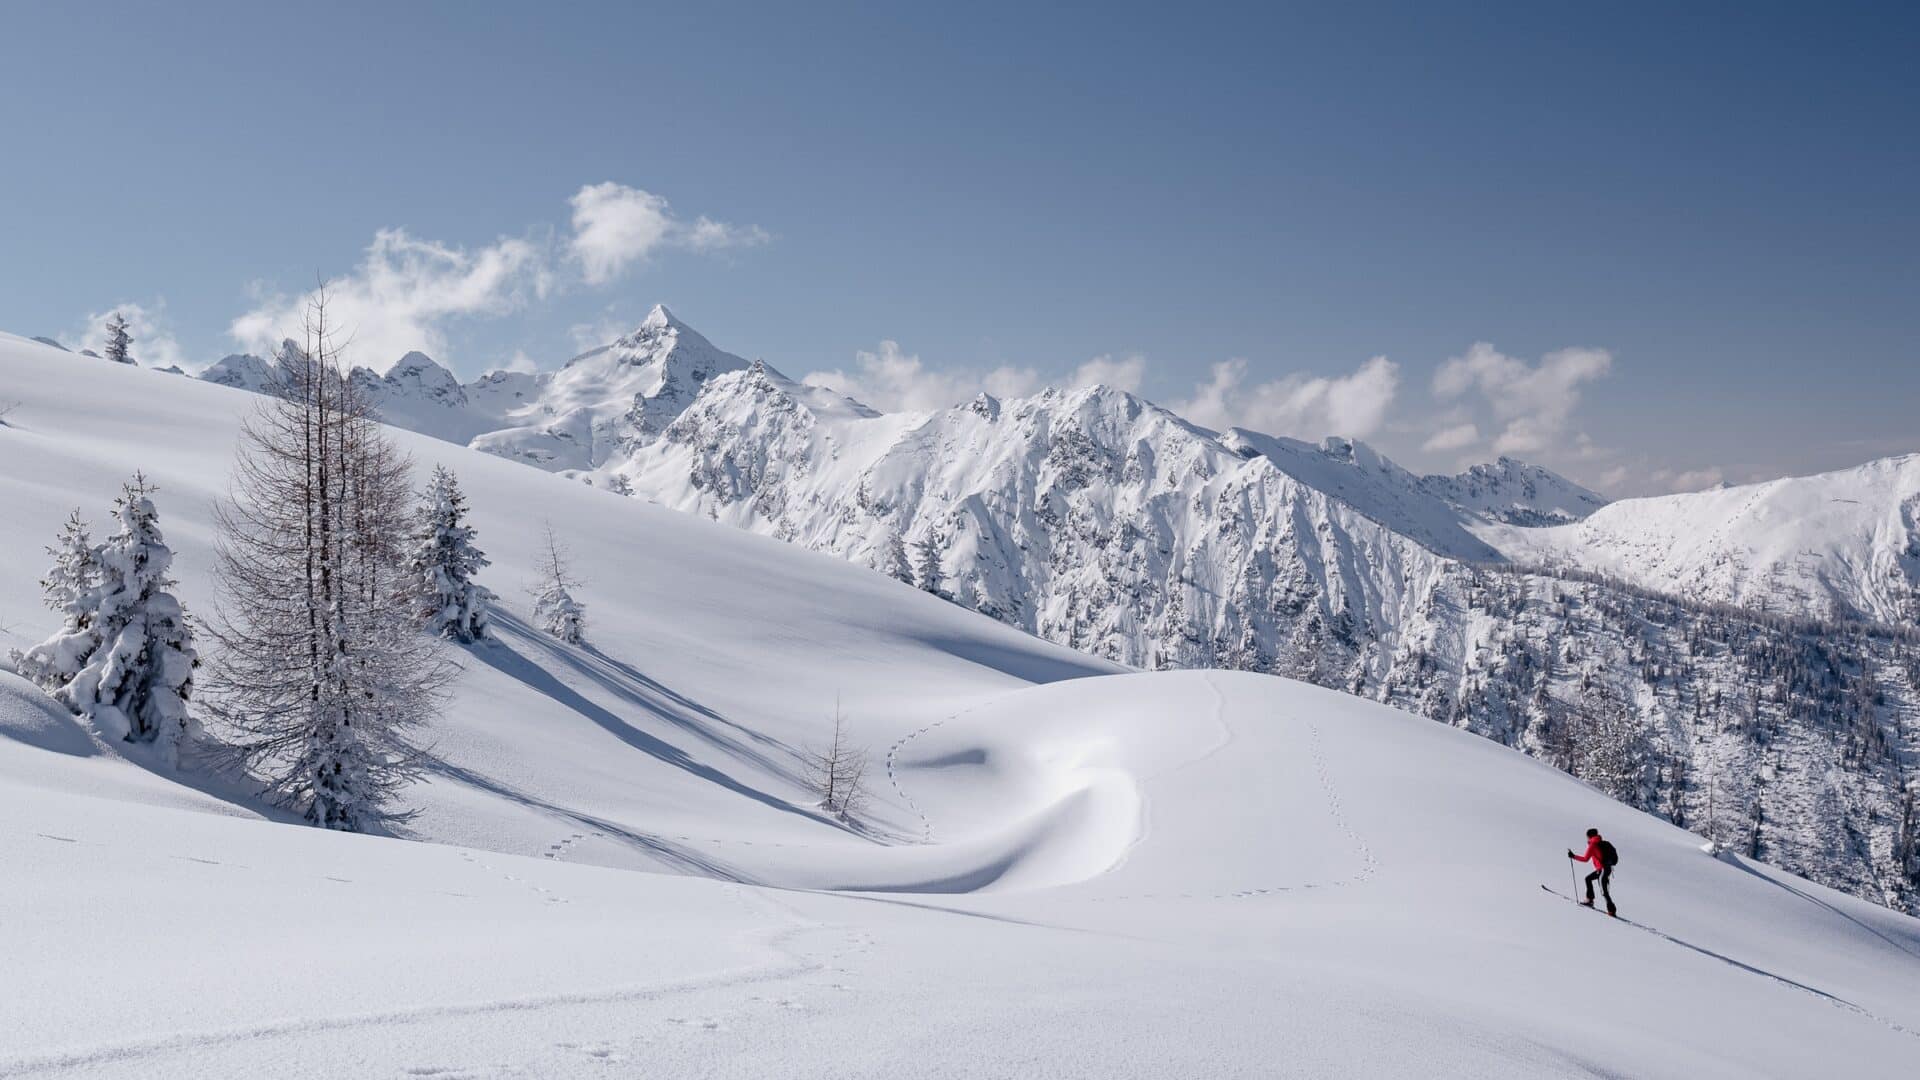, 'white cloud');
802,344,1151,413
568,182,767,284
1664,466,1725,493
231,228,549,371
1172,355,1399,439
1070,353,1147,394
1597,465,1631,491
1432,342,1611,456
499,350,541,375
567,314,636,354
225,183,768,372
803,341,1024,412
1422,422,1480,453
683,215,771,254
75,300,188,370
